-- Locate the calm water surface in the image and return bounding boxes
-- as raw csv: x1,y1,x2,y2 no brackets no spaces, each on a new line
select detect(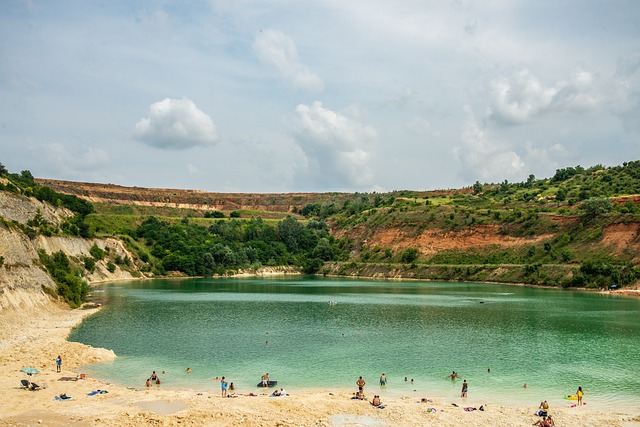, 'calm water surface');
69,277,640,409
